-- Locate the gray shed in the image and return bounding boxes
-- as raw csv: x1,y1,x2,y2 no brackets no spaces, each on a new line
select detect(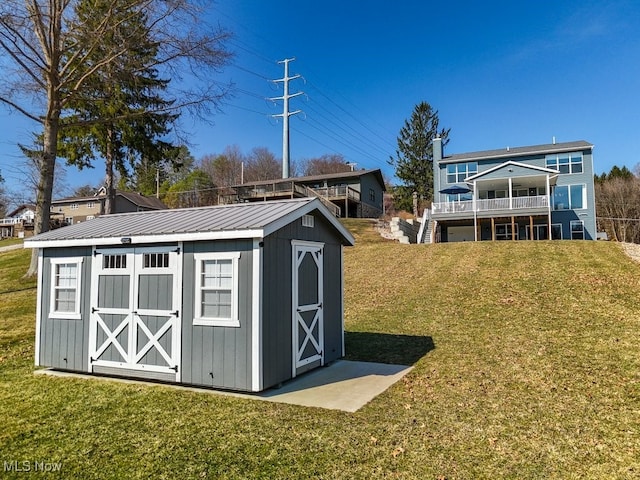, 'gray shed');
25,198,355,392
